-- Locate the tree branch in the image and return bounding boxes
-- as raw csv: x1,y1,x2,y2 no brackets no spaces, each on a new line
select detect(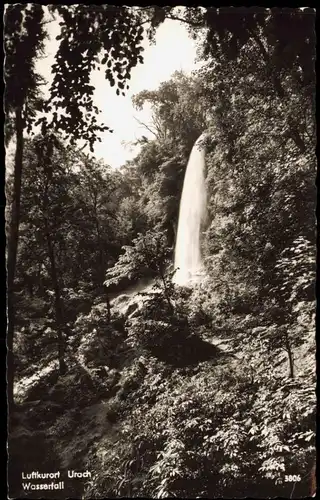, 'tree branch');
166,14,203,28
133,115,158,138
